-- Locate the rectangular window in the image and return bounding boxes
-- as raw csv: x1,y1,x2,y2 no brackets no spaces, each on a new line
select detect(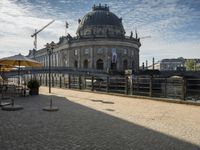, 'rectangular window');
97,48,103,54
124,49,128,54
85,48,89,54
